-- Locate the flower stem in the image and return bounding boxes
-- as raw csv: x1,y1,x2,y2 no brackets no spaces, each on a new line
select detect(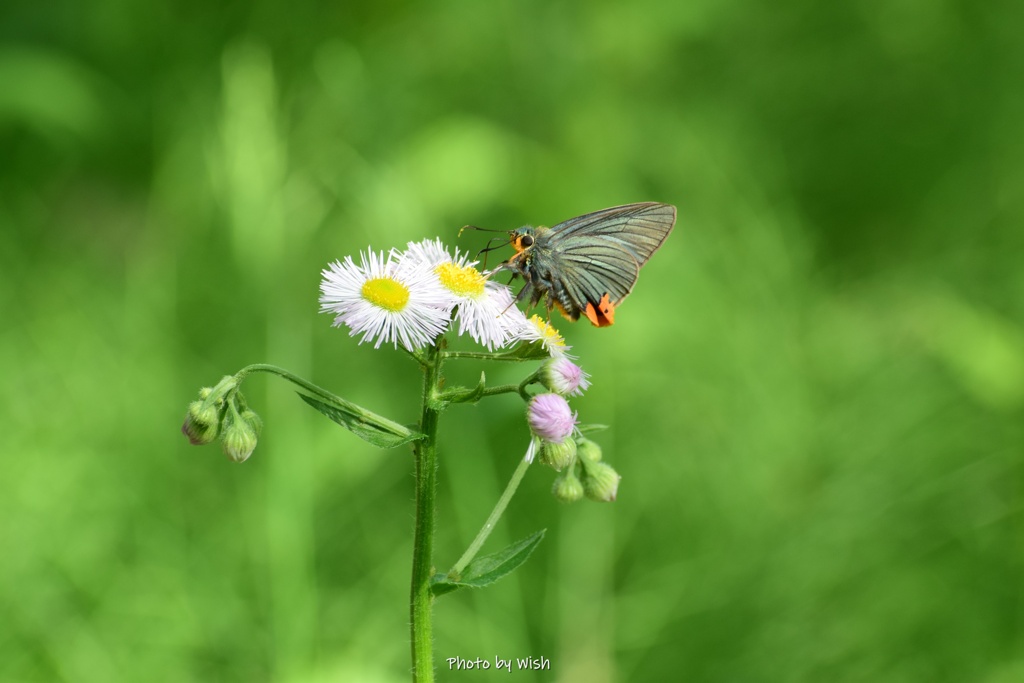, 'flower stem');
410,344,443,682
472,371,539,402
234,363,345,401
449,440,536,577
518,369,540,400
403,347,429,367
233,363,414,439
442,350,538,362
474,383,524,400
